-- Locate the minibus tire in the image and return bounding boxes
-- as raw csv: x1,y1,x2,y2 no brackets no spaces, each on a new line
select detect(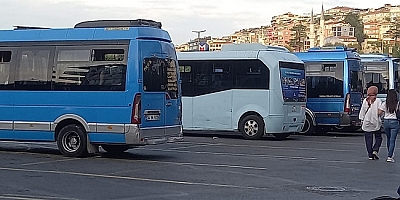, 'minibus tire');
101,145,130,154
301,115,315,135
57,124,88,157
239,115,265,140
